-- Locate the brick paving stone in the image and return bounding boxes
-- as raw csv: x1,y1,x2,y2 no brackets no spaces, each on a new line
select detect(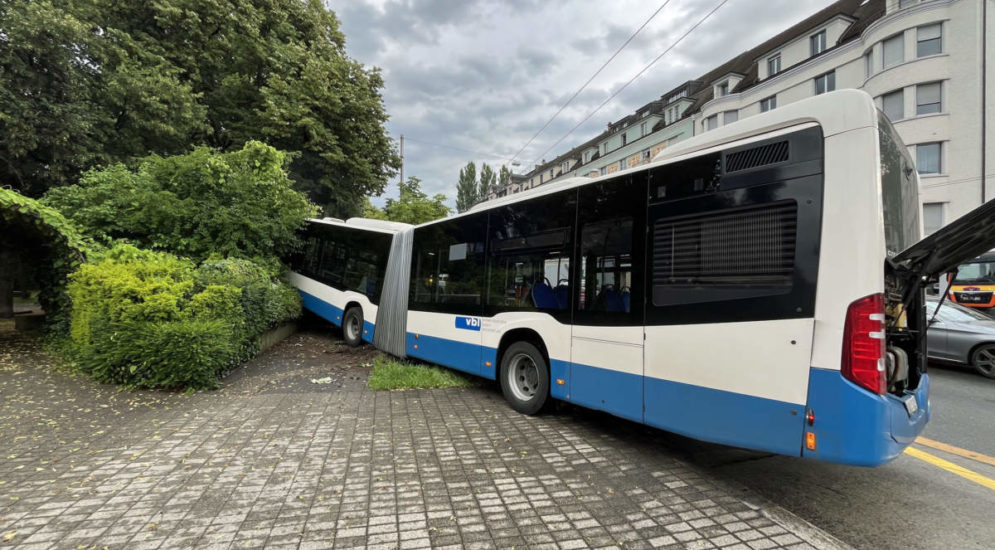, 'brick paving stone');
0,328,849,549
